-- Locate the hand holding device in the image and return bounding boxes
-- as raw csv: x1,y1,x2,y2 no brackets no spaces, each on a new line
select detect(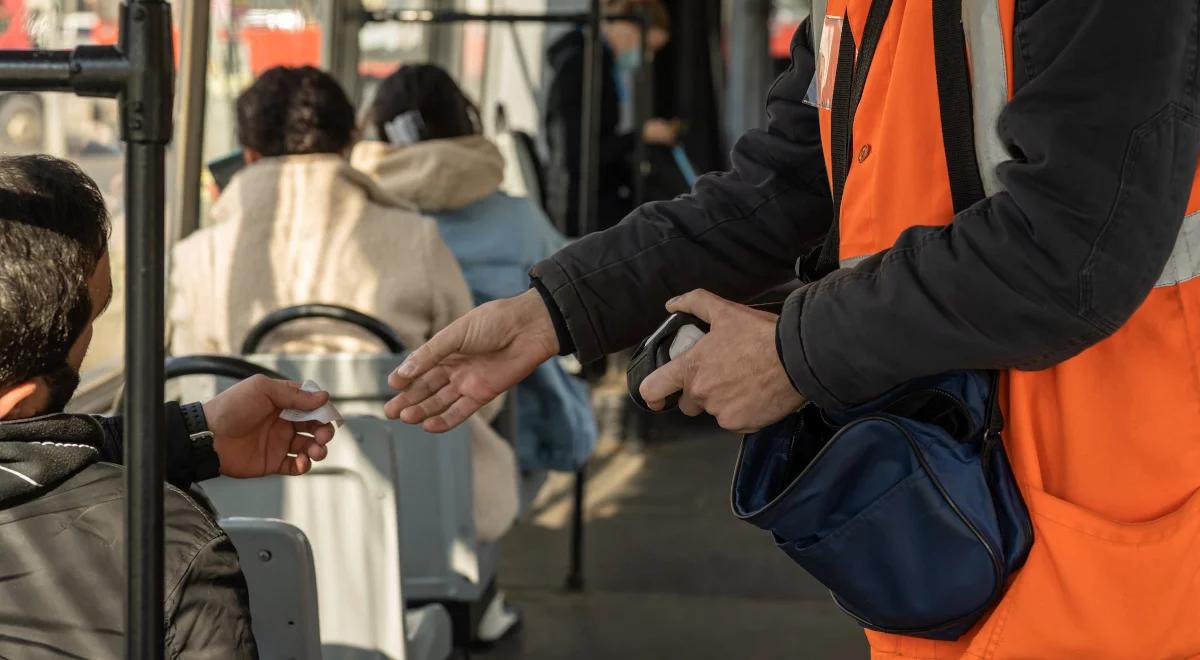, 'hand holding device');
627,313,710,412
